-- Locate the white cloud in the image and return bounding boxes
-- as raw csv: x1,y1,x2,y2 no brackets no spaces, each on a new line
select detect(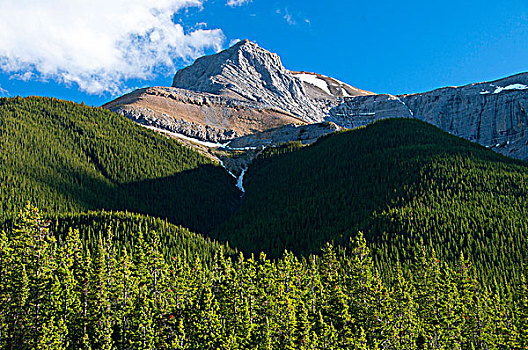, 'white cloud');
0,0,226,95
10,72,34,82
276,8,296,26
226,0,252,7
229,38,242,47
284,12,296,25
0,86,9,96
